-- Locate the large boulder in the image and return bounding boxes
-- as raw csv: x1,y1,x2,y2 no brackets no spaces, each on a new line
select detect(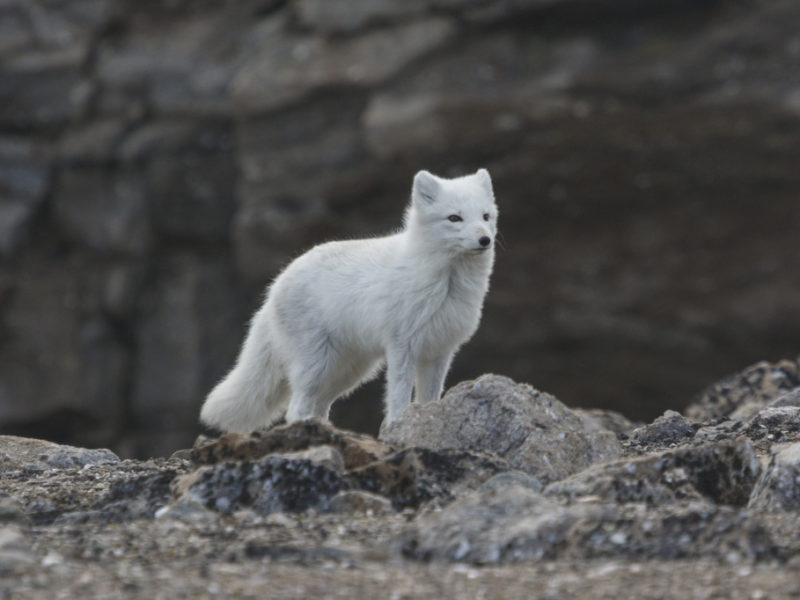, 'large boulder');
380,375,621,484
